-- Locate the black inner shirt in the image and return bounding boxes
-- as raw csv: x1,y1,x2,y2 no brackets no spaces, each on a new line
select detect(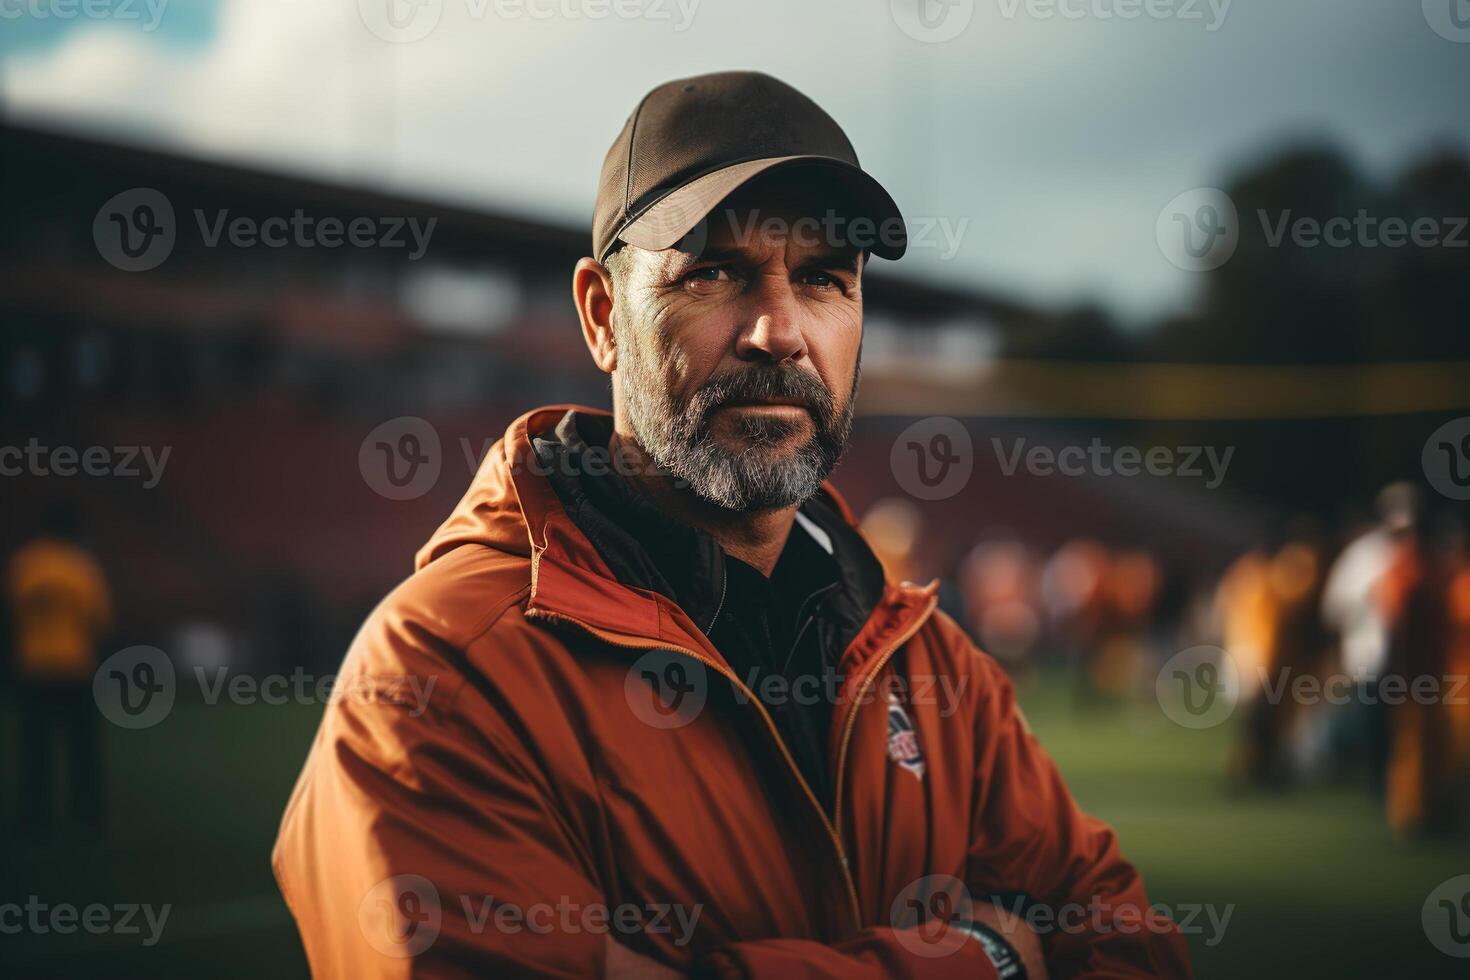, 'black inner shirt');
707,526,843,804
533,410,887,808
